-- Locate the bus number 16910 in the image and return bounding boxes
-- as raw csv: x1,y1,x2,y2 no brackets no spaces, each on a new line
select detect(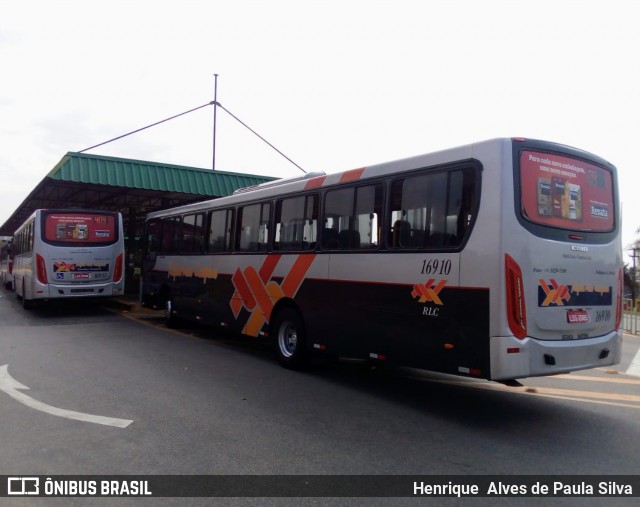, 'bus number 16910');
421,258,452,276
